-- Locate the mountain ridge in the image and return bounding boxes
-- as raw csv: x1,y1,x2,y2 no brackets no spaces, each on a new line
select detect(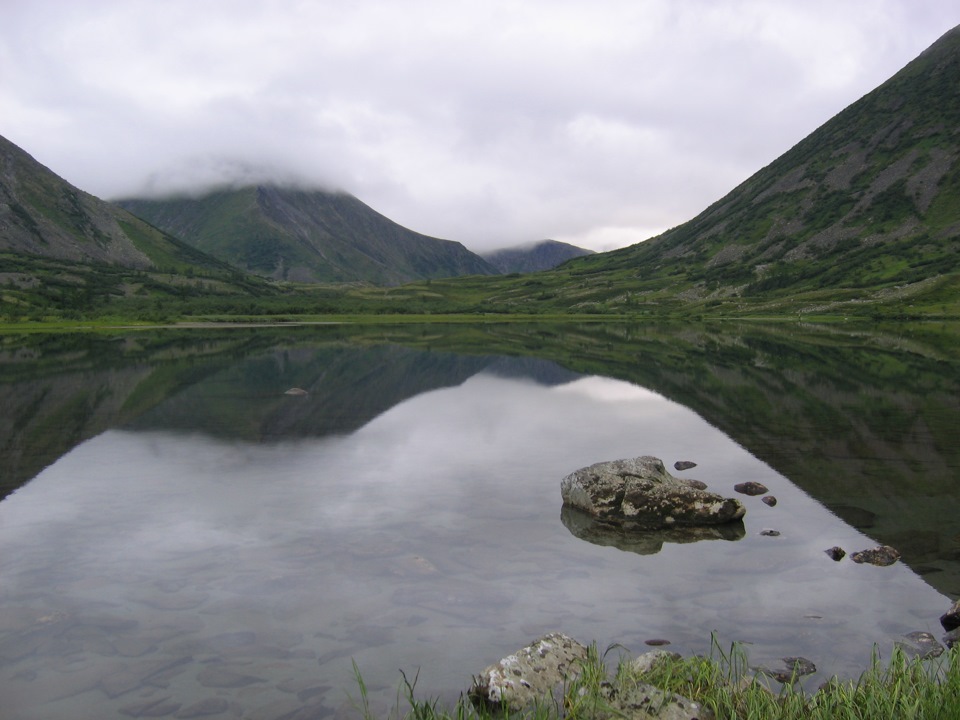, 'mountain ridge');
117,185,499,285
563,24,960,306
0,134,228,272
